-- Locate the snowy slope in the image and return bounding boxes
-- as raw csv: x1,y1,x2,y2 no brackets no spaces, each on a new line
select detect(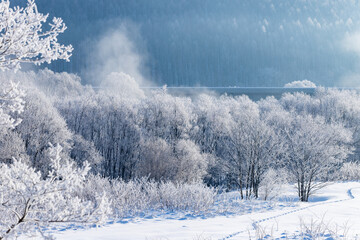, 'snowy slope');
53,182,360,240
